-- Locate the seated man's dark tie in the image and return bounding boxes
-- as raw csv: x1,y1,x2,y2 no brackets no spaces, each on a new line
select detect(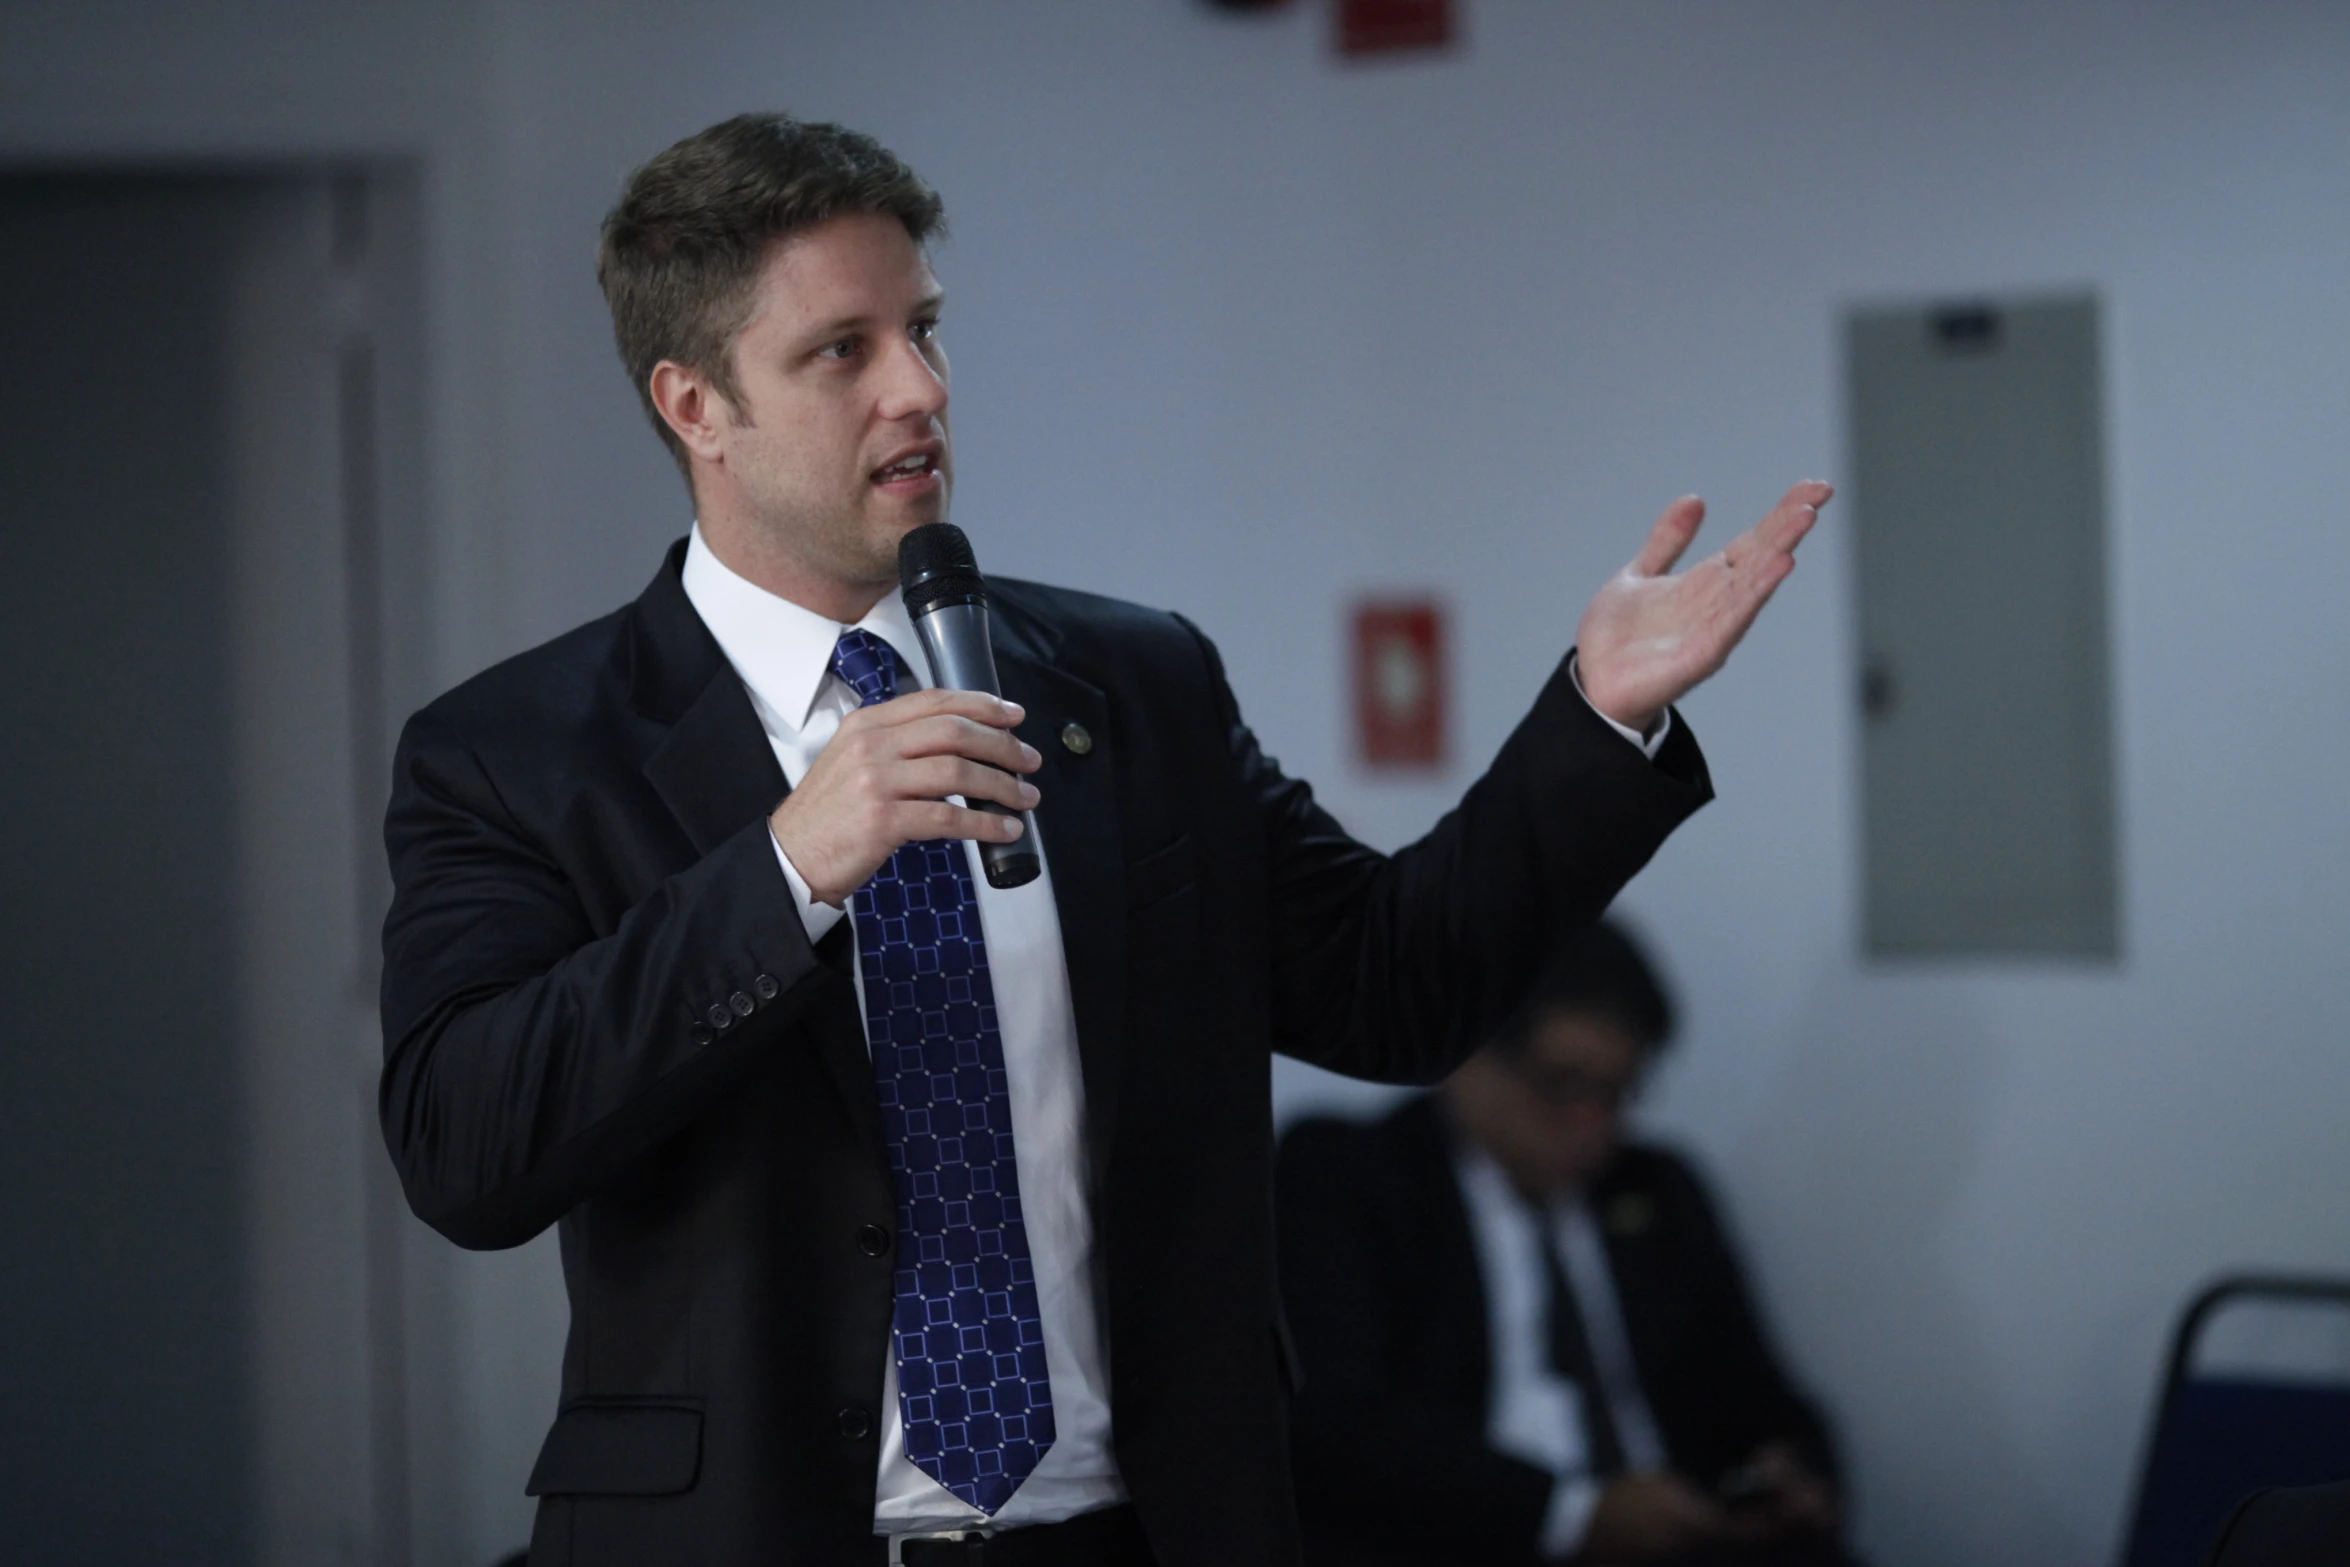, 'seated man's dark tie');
1539,1217,1627,1478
